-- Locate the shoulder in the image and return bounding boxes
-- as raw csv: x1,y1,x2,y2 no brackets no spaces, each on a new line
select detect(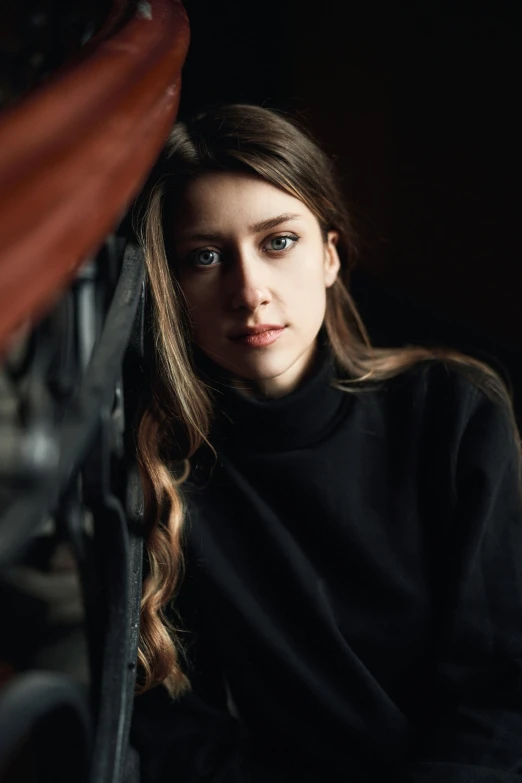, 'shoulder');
386,355,504,406
381,357,479,414
387,357,519,457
